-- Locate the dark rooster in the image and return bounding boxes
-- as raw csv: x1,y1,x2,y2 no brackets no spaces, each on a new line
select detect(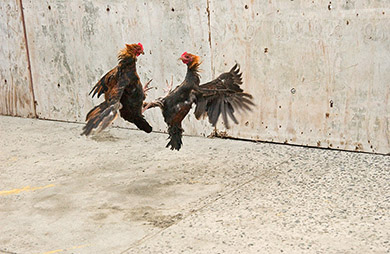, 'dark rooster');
82,43,152,136
144,52,254,150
